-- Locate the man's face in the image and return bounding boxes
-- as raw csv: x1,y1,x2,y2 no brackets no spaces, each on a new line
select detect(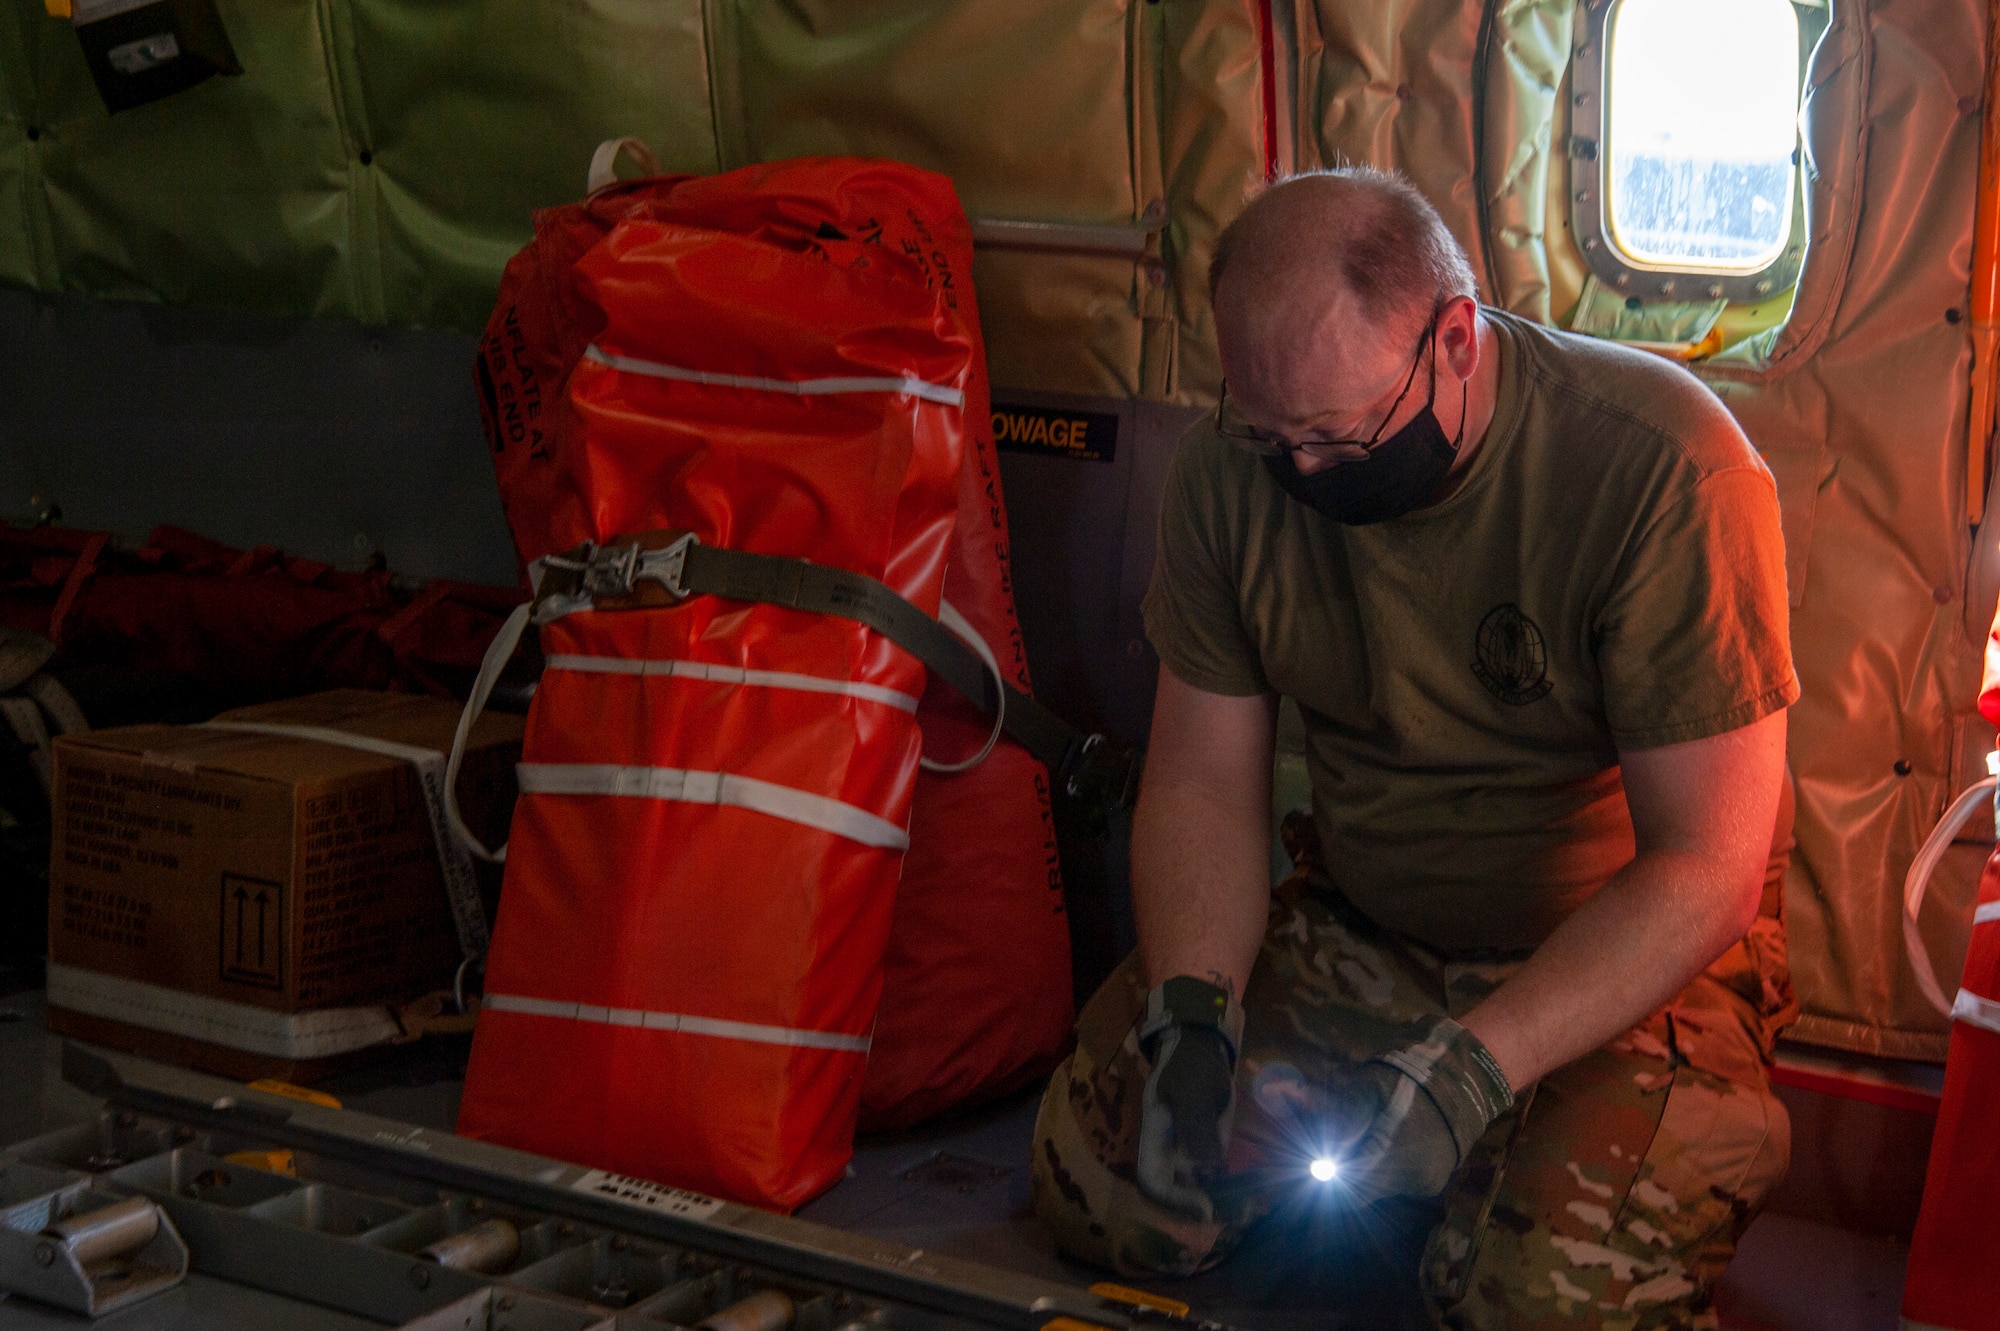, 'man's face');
1214,277,1436,476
